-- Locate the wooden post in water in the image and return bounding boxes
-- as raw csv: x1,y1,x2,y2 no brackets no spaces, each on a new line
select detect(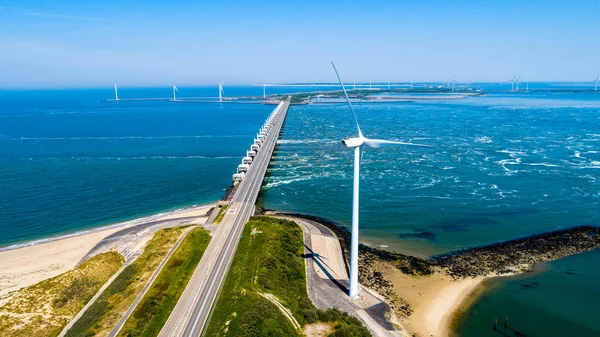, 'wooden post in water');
494,317,498,331
504,314,508,327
